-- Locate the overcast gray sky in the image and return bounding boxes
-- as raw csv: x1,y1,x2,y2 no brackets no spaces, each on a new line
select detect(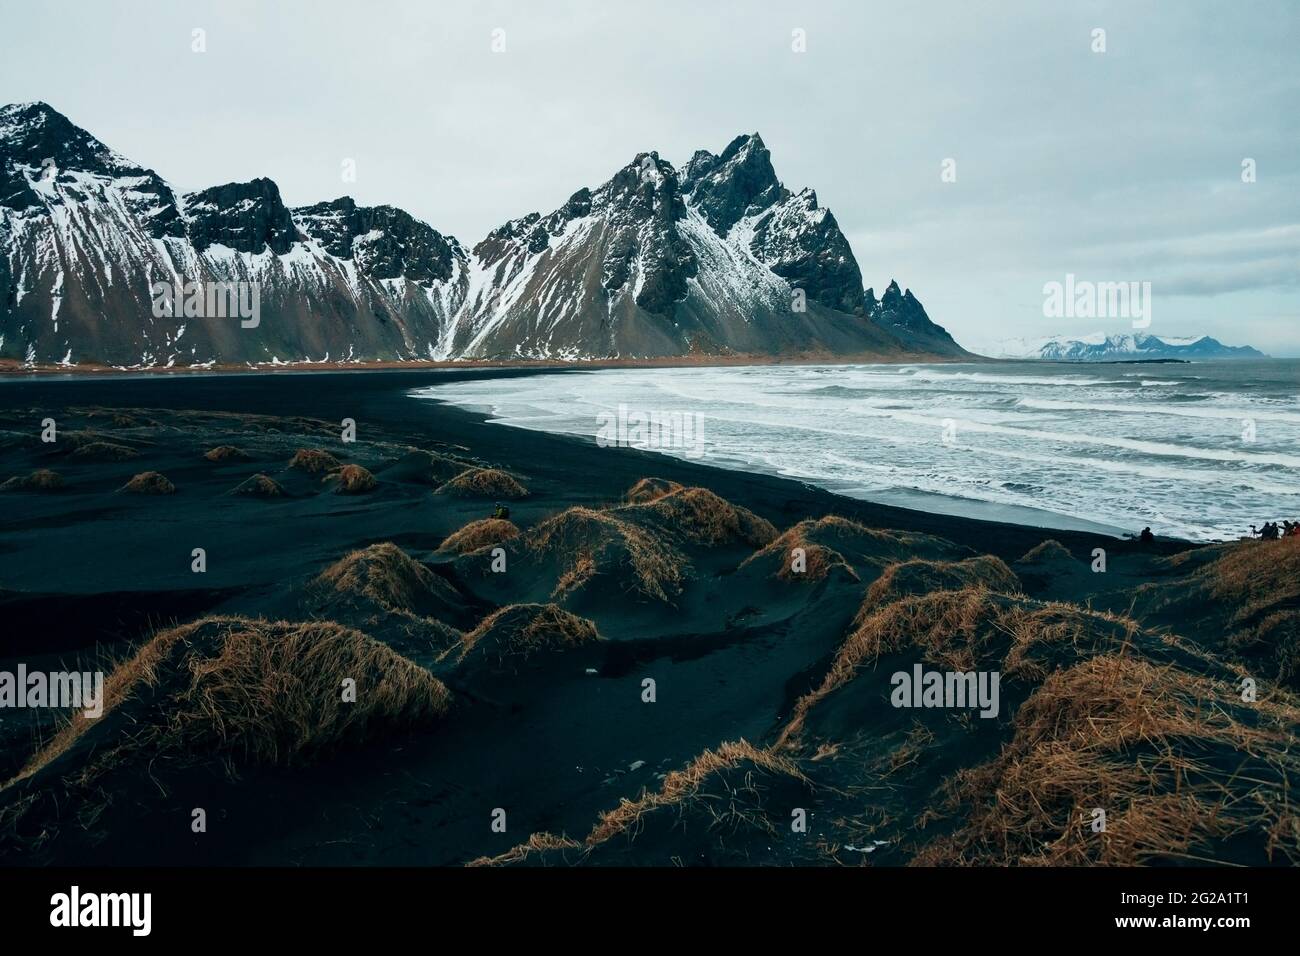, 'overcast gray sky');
3,0,1297,353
